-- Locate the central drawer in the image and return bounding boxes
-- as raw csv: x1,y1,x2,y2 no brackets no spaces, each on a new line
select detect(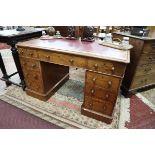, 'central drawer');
52,53,87,68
